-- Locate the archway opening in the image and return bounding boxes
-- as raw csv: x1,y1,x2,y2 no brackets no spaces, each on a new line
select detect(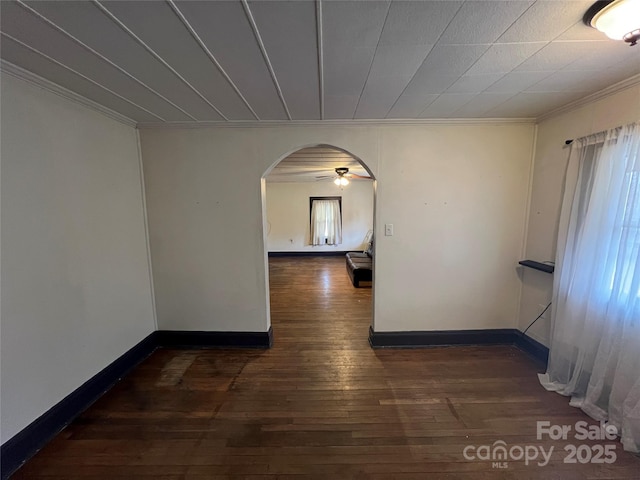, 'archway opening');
261,144,376,346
